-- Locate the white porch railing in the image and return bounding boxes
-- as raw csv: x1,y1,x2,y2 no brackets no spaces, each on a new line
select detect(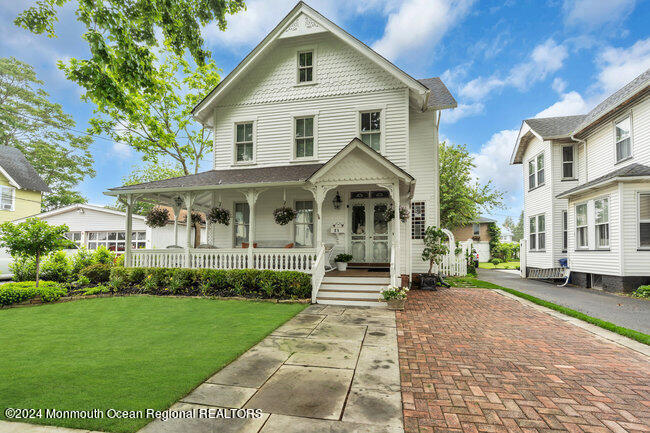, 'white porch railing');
131,248,317,272
310,245,326,303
